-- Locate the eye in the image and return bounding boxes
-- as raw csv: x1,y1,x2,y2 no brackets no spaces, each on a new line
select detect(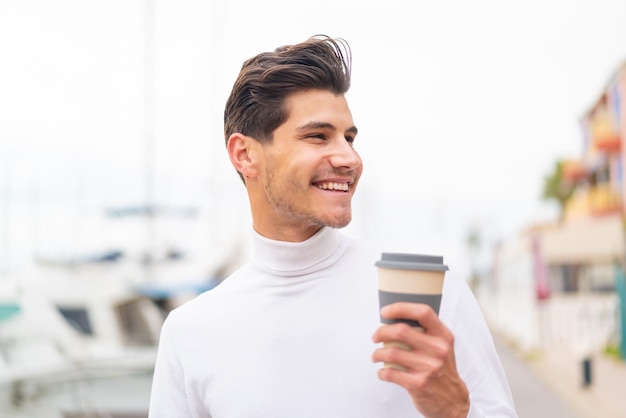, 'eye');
306,133,327,141
345,135,355,144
